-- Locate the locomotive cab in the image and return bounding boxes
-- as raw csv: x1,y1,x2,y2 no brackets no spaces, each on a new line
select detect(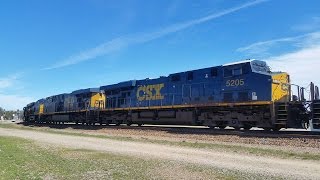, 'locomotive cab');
71,88,106,110
222,60,273,102
243,60,290,103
